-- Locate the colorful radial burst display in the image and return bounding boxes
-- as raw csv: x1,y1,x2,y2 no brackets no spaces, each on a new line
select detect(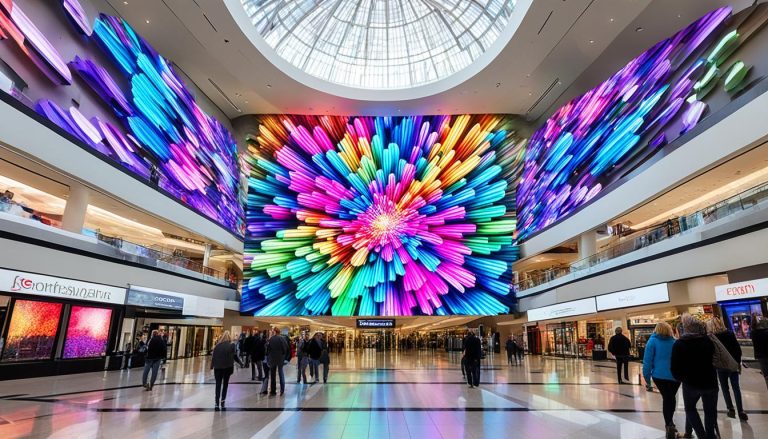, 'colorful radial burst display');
517,5,768,240
62,305,113,359
243,115,526,316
